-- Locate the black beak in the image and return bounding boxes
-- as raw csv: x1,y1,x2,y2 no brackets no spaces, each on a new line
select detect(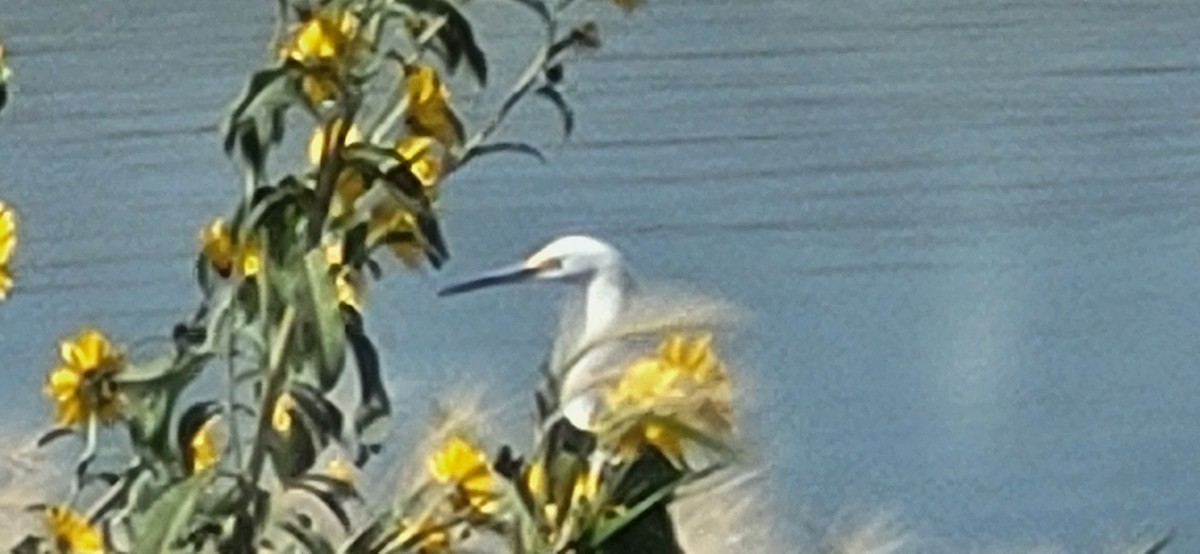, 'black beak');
438,264,541,297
